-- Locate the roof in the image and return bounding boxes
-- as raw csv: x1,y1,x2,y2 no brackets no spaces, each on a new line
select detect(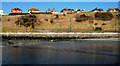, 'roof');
77,9,85,11
12,8,22,11
52,8,58,12
47,8,52,11
29,8,39,11
61,8,75,12
107,8,119,11
109,8,115,10
91,8,103,12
